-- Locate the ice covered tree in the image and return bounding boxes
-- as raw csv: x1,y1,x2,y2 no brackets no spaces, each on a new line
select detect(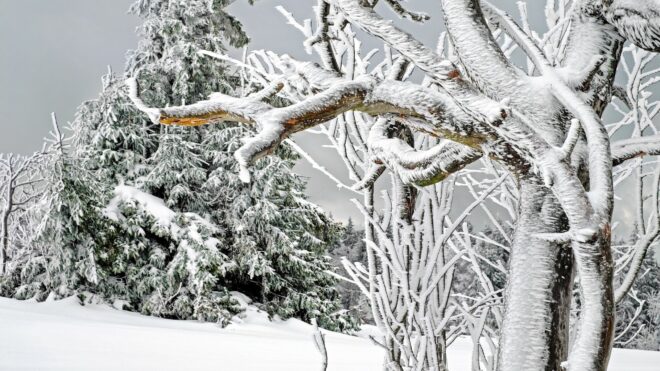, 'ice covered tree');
129,0,660,370
0,151,46,277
